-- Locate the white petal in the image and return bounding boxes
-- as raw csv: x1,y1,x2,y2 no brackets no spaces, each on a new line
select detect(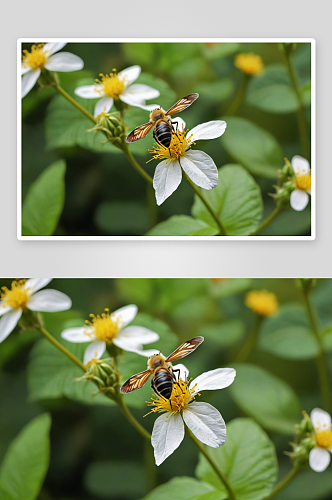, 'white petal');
172,364,189,381
74,84,102,99
292,155,310,176
118,65,141,85
94,96,114,117
188,120,227,143
119,326,159,344
61,326,92,343
311,408,332,430
0,302,12,317
122,84,160,100
180,150,218,190
24,278,52,294
172,117,186,132
21,64,32,75
113,336,152,356
191,368,236,395
22,69,40,98
151,413,185,466
83,340,106,365
112,304,138,328
43,42,67,56
119,93,157,110
153,159,182,206
290,189,309,211
0,309,22,343
183,402,226,448
27,290,72,312
45,52,84,72
309,447,331,472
